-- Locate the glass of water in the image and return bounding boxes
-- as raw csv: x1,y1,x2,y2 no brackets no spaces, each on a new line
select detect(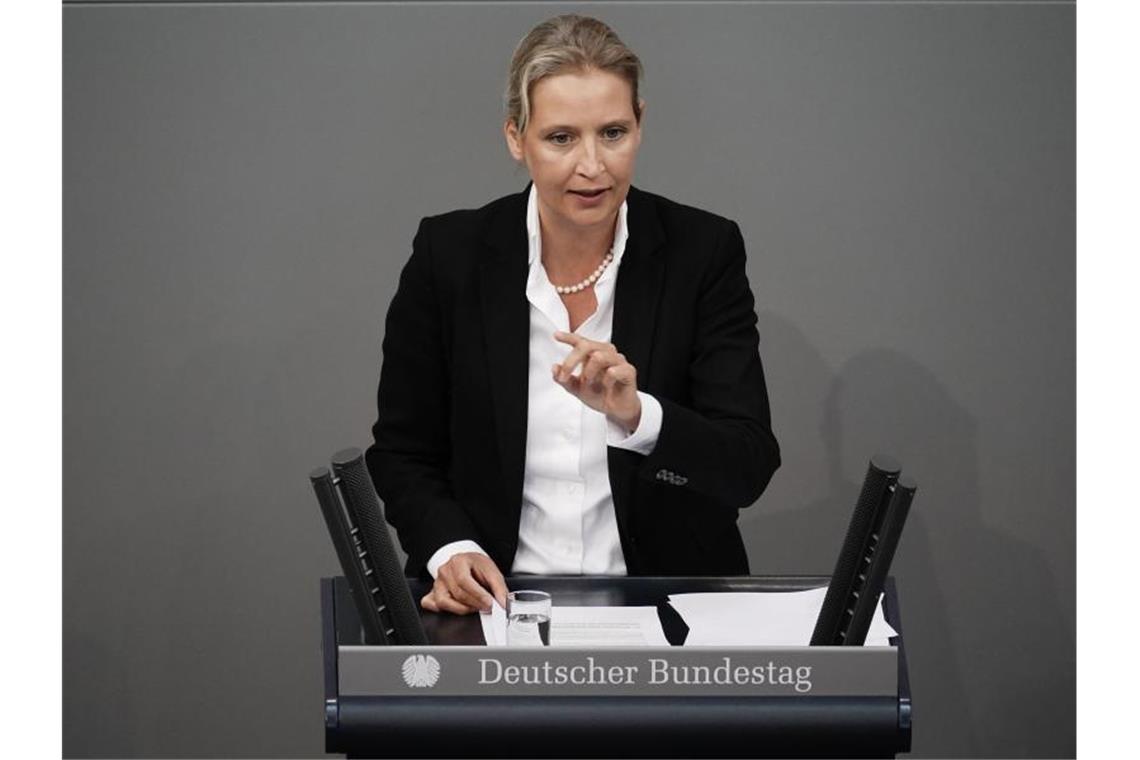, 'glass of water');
506,590,552,646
